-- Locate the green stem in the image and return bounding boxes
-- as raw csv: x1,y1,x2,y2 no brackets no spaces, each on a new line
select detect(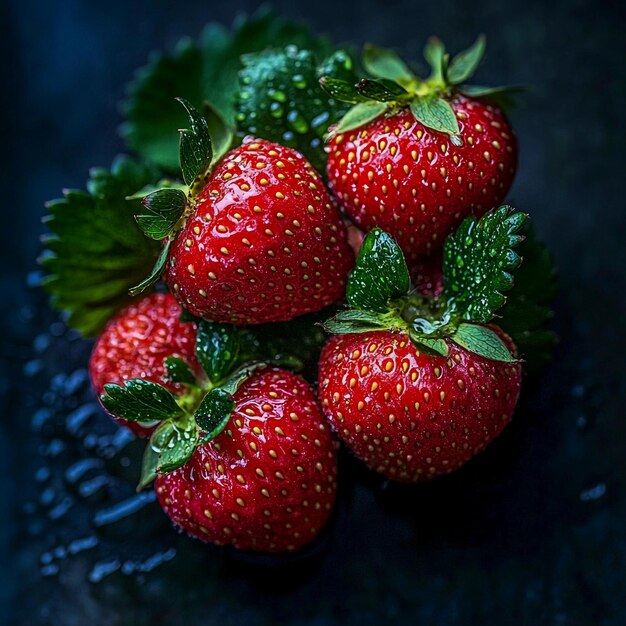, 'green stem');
175,379,213,418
